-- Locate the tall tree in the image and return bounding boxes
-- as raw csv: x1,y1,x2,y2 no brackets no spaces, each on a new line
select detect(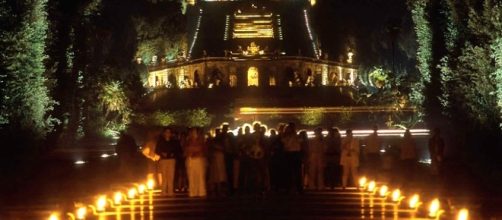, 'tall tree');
409,0,502,189
408,0,432,121
0,0,55,140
